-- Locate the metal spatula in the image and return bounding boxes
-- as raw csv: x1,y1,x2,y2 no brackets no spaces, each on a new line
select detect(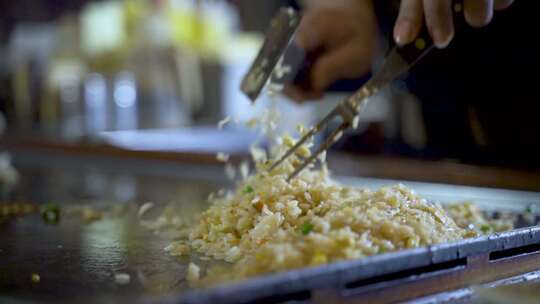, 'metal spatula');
242,1,465,181
240,7,301,102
